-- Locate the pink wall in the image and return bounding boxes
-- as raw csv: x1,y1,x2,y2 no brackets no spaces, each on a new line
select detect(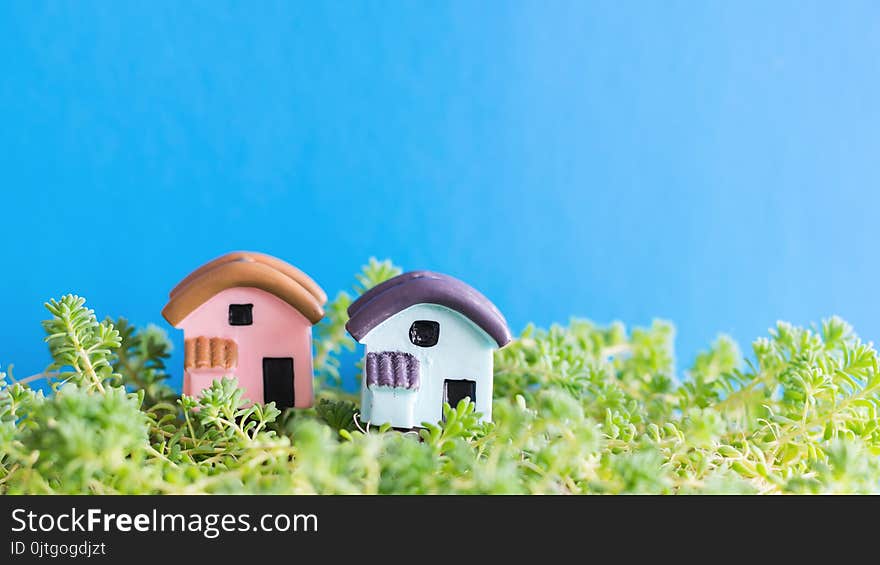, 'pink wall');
177,287,314,407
